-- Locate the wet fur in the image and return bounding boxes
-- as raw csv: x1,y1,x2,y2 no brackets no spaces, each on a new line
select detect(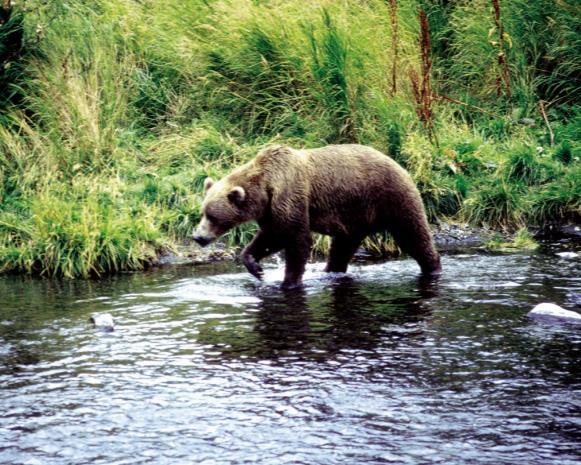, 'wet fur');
196,144,441,288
